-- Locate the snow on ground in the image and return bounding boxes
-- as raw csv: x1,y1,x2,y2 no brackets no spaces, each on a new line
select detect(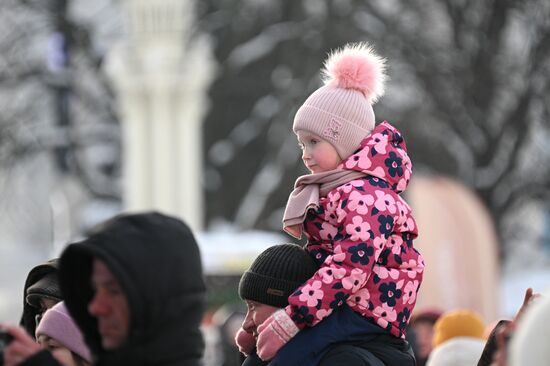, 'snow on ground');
196,224,287,275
